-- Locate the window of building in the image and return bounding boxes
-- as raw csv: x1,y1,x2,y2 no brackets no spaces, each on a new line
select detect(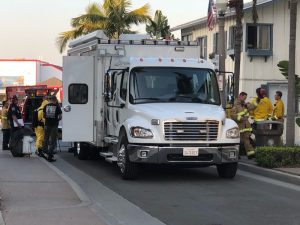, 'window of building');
197,36,207,59
68,84,88,104
246,24,273,57
213,33,219,54
228,26,236,50
182,34,193,41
